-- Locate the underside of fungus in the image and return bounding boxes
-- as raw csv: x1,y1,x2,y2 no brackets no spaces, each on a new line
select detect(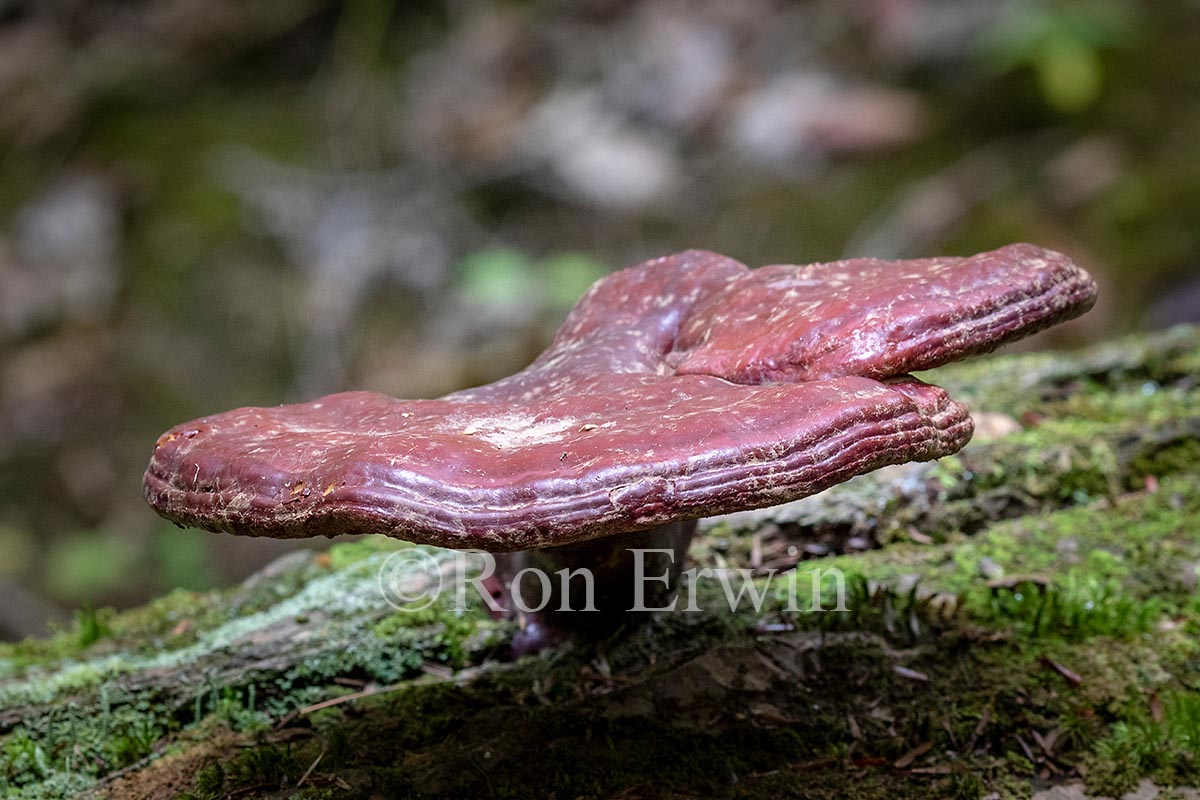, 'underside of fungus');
144,244,1097,651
